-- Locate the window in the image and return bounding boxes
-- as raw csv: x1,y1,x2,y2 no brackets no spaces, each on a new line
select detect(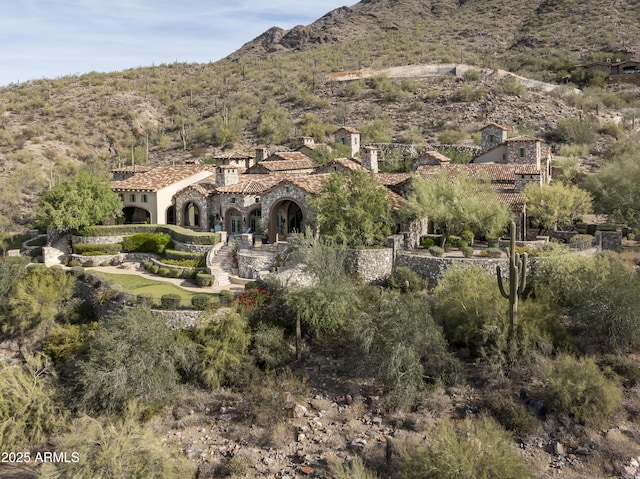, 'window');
489,134,495,143
255,197,260,203
230,197,236,204
142,194,148,203
119,193,124,201
519,148,526,158
130,194,136,202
